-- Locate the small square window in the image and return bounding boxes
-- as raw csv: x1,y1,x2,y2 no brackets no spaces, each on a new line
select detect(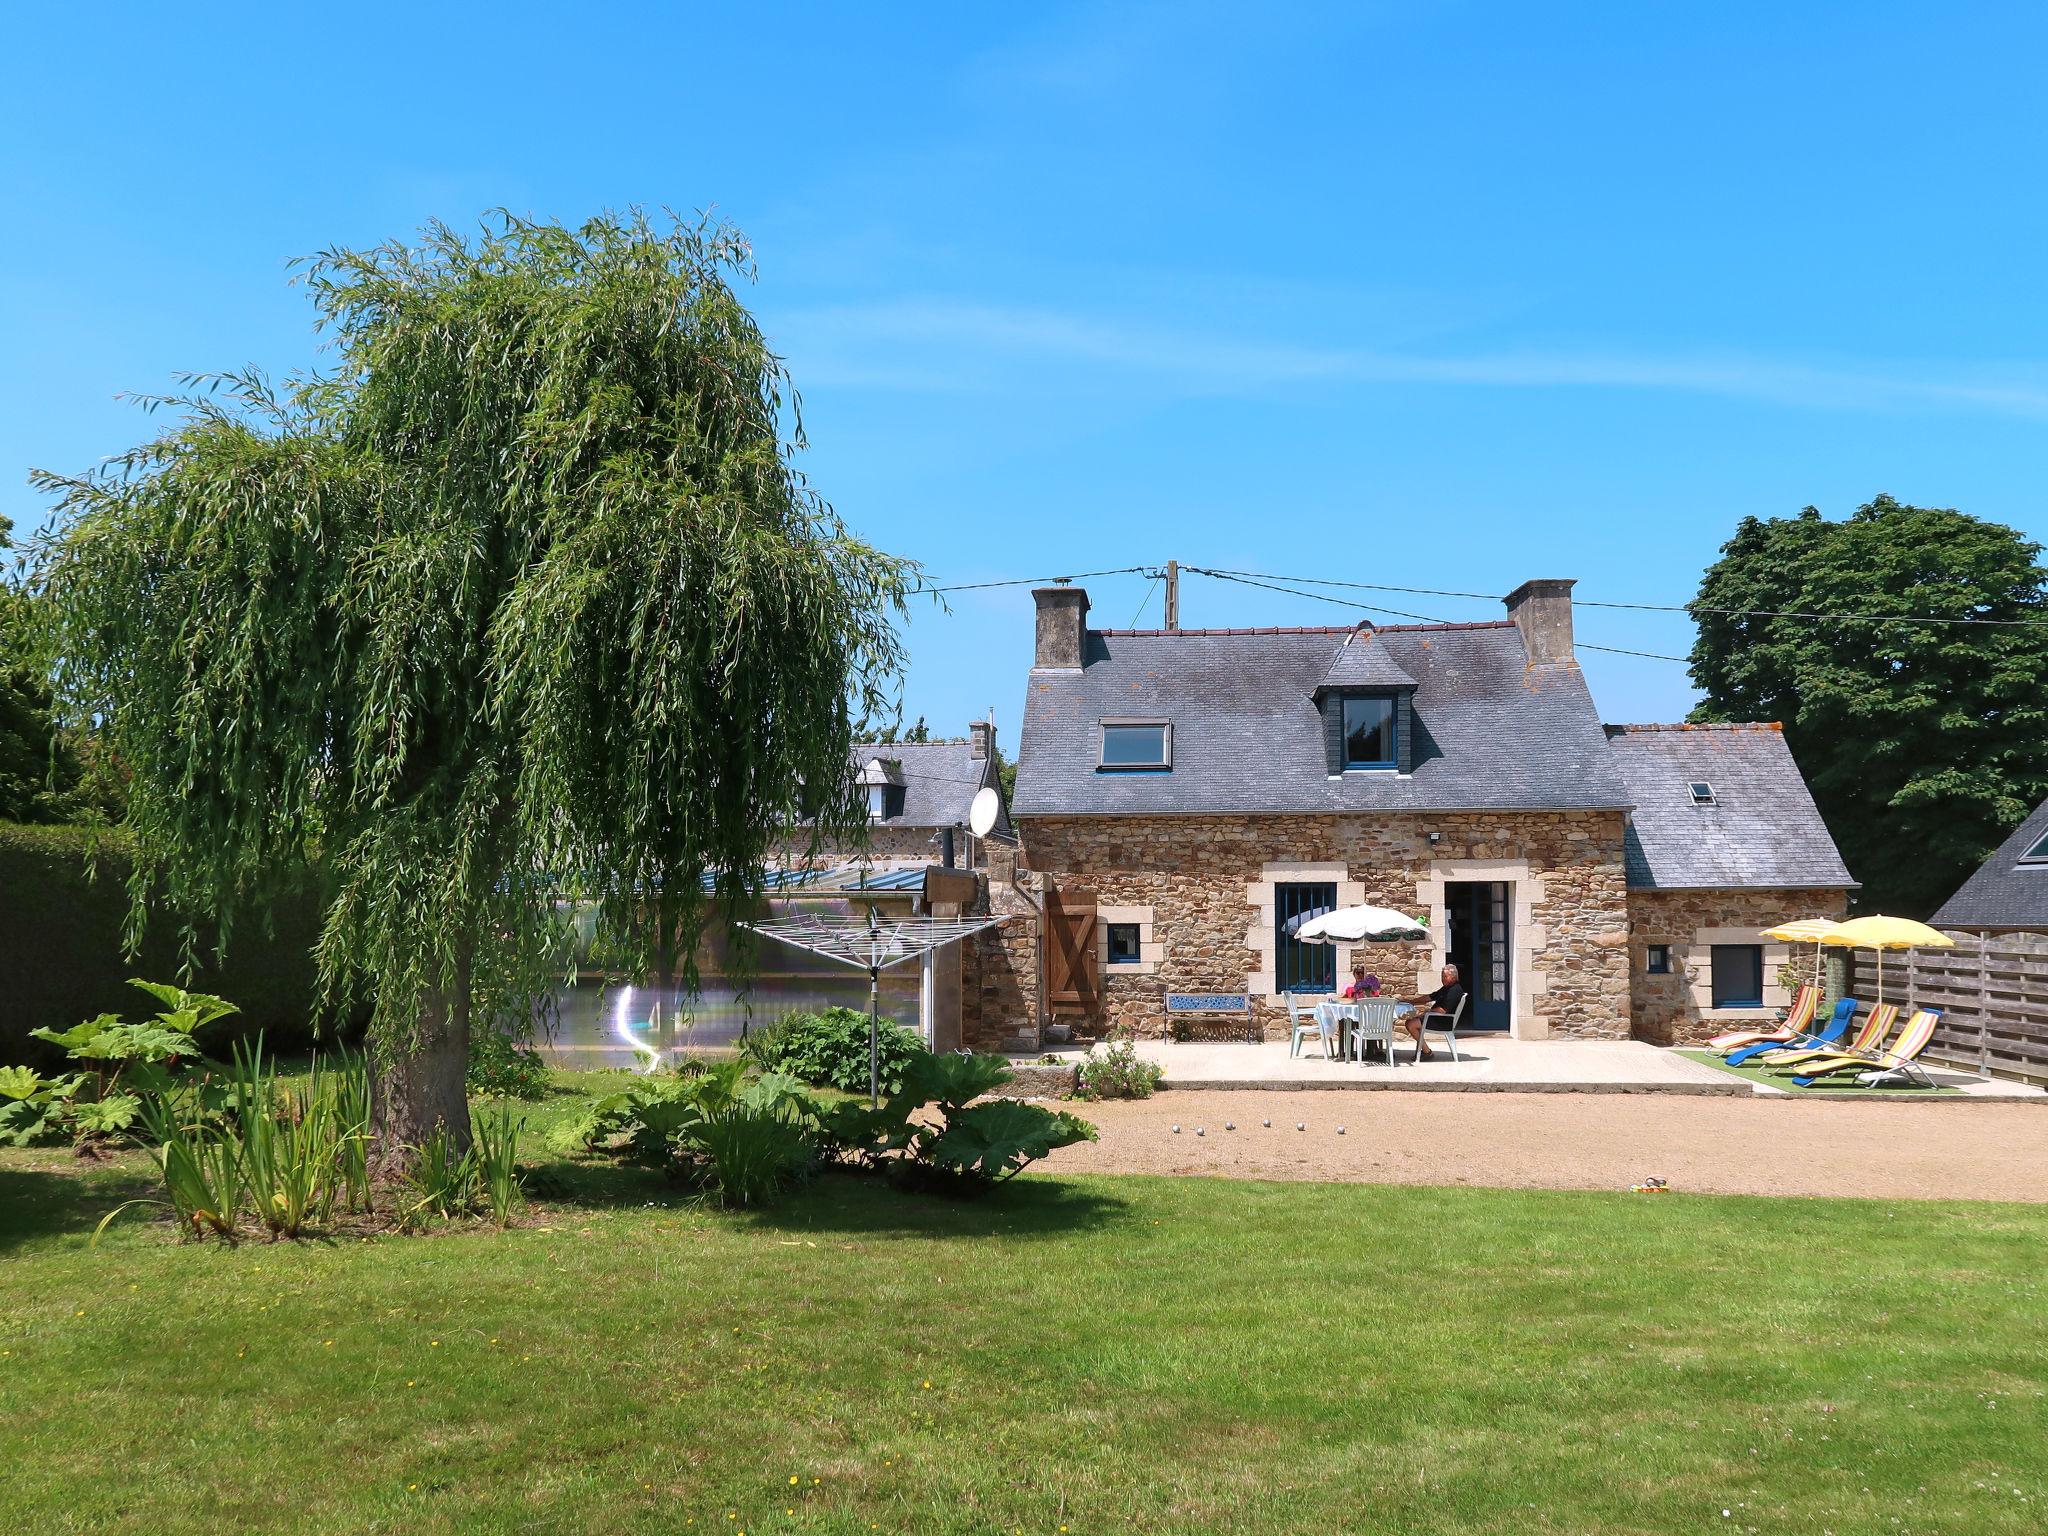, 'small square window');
2020,829,2048,865
1710,944,1763,1008
1106,922,1142,966
1342,695,1397,769
1100,720,1170,770
1689,782,1716,806
1645,944,1671,975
